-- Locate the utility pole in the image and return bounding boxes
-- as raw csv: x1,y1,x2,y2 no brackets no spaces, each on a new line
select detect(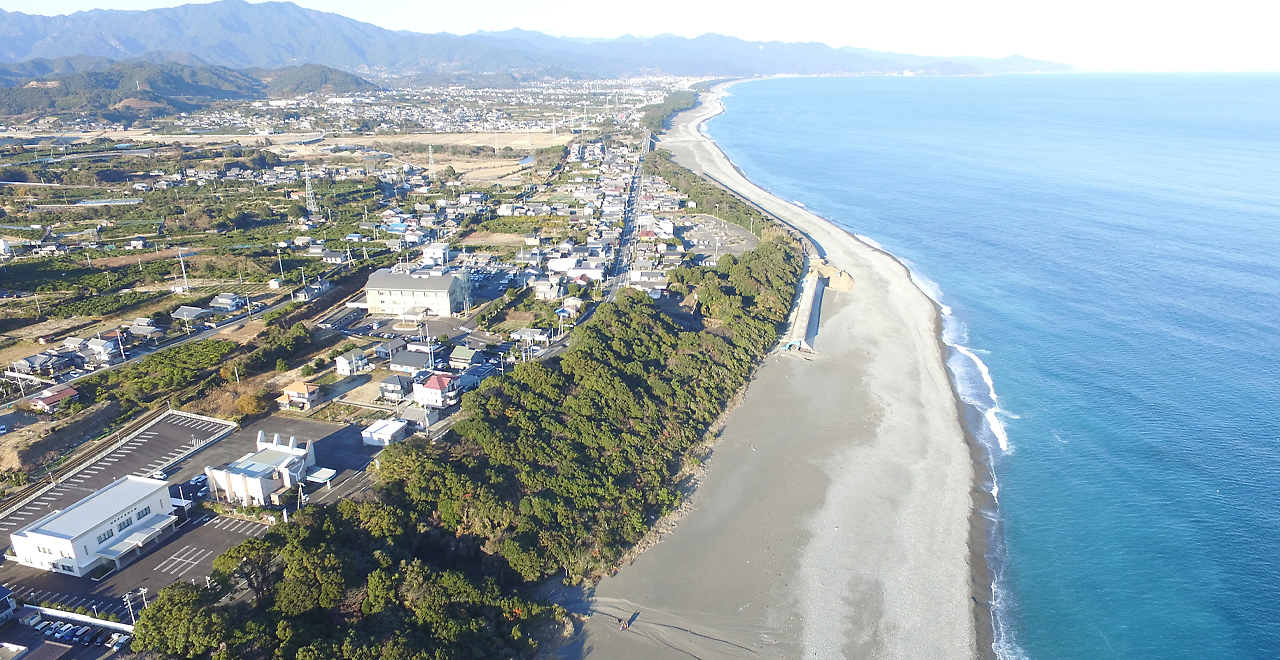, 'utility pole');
177,249,189,291
123,592,135,624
